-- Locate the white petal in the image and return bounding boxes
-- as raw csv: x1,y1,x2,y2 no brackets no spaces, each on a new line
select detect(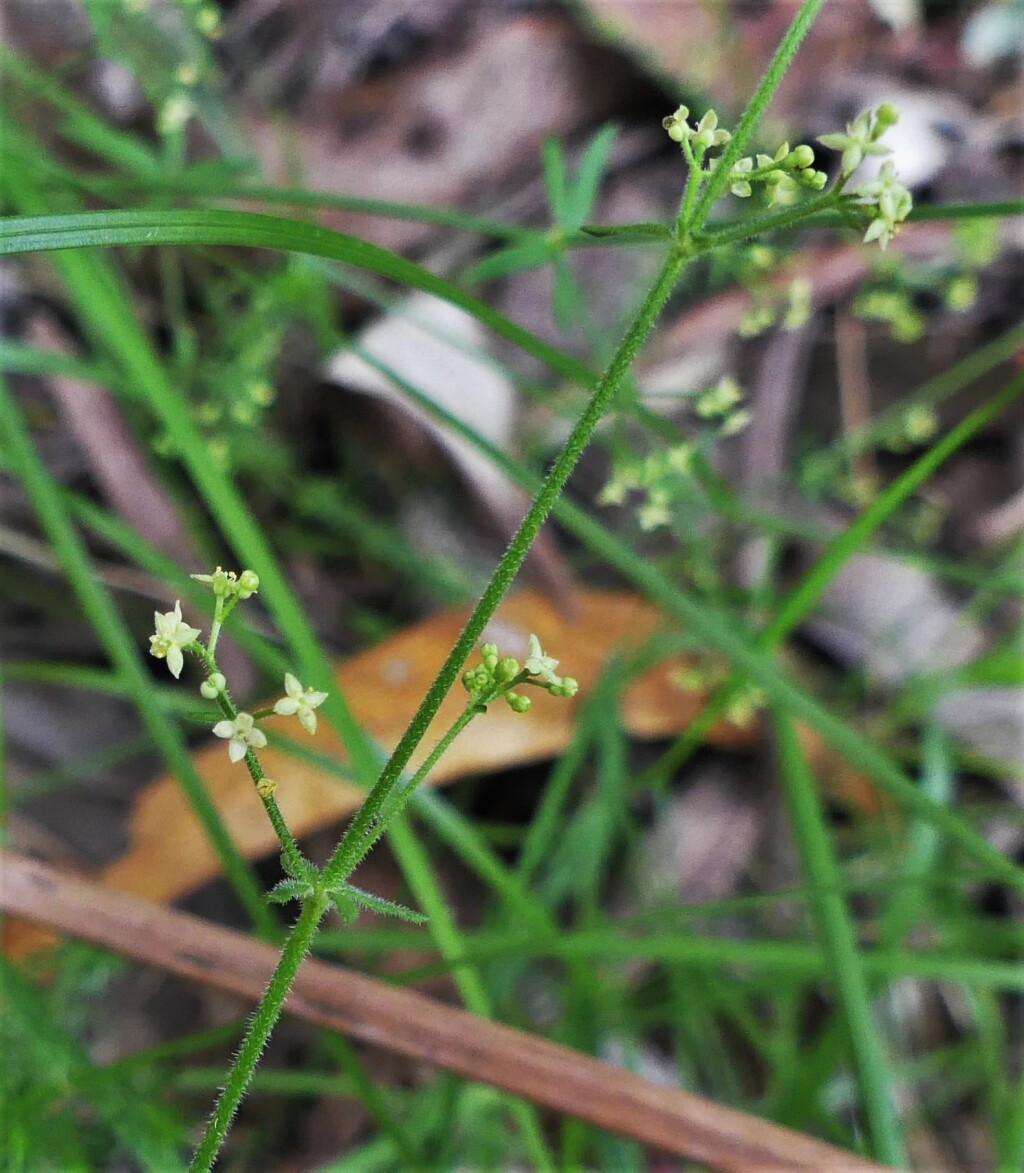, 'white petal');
228,738,247,763
304,690,328,709
298,709,317,735
283,672,302,699
249,728,268,750
212,720,235,739
274,697,300,716
167,647,184,679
